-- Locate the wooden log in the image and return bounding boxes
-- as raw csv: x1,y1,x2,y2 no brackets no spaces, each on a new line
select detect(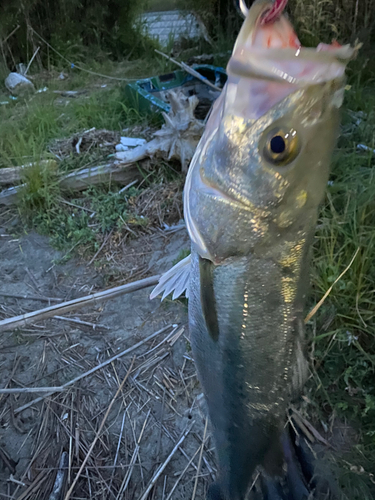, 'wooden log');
1,166,31,186
59,162,141,191
0,185,20,206
0,159,144,206
0,160,57,186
